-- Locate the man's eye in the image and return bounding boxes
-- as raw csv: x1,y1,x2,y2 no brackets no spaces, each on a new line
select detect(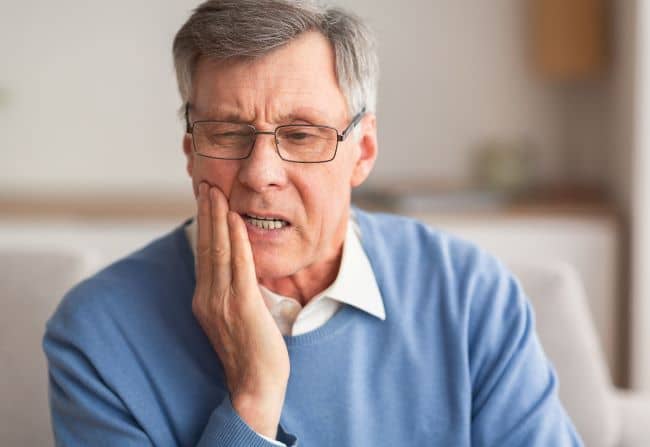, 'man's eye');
209,132,248,143
216,131,248,138
285,130,322,142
